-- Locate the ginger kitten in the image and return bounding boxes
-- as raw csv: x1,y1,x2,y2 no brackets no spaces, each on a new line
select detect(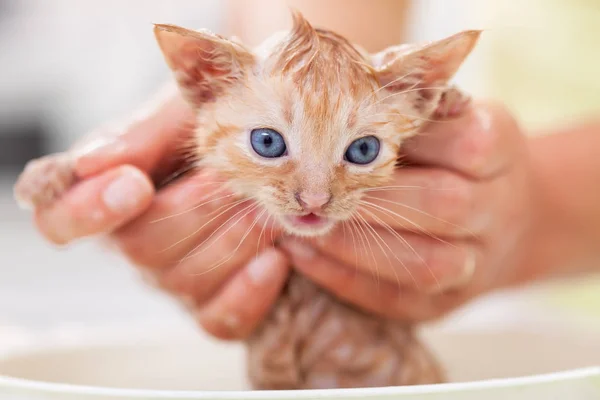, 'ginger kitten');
14,11,480,390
